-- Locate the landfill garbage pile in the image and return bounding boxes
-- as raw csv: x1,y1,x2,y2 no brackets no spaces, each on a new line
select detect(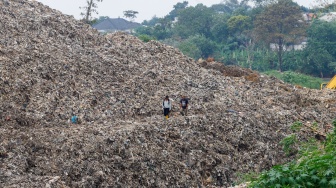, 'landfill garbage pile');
1,0,336,187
